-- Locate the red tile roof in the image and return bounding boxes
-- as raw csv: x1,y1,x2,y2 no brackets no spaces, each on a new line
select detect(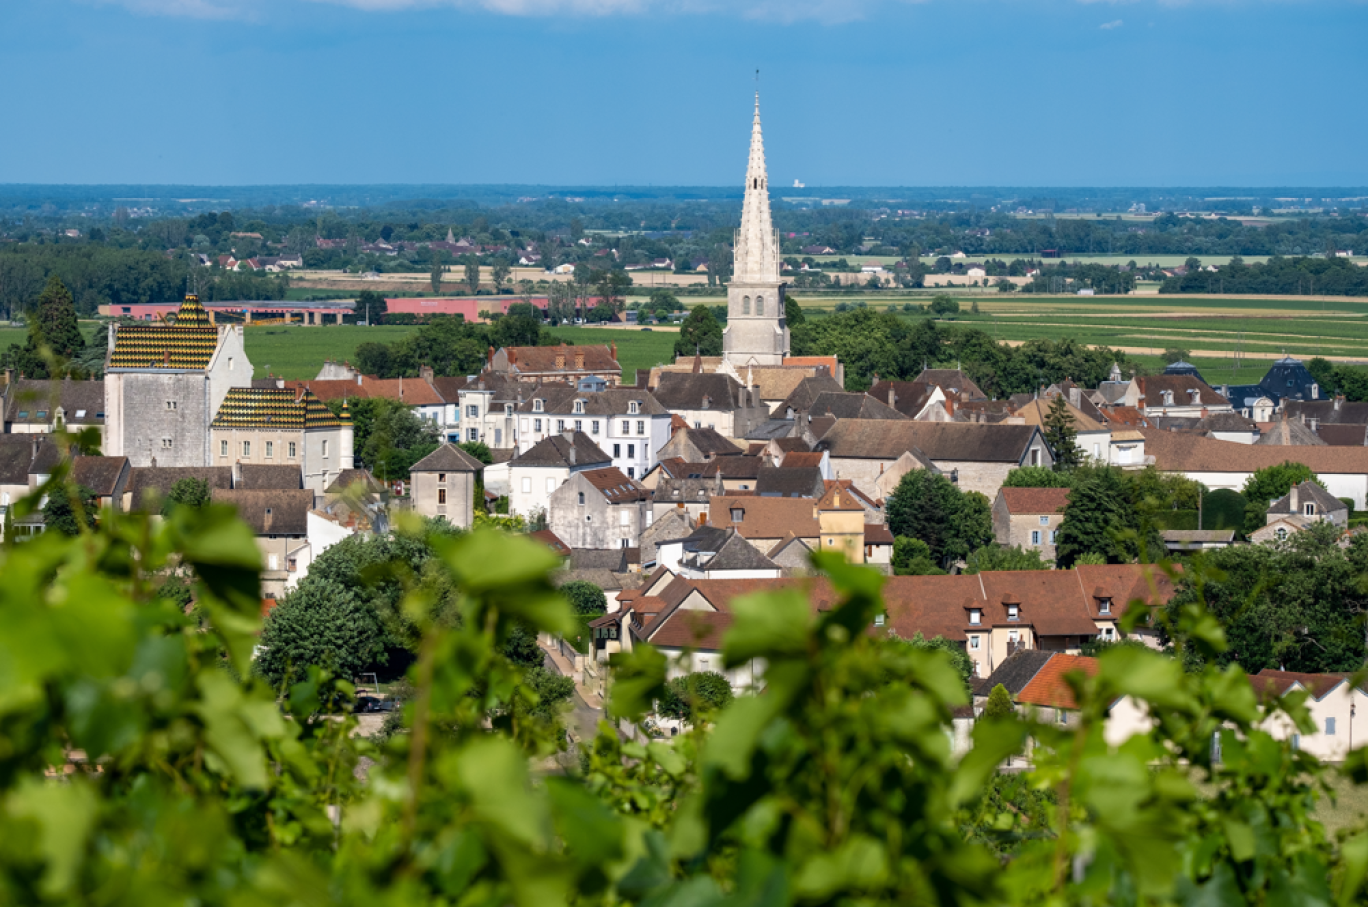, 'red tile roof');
1254,668,1350,701
1016,654,1099,709
998,486,1070,515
